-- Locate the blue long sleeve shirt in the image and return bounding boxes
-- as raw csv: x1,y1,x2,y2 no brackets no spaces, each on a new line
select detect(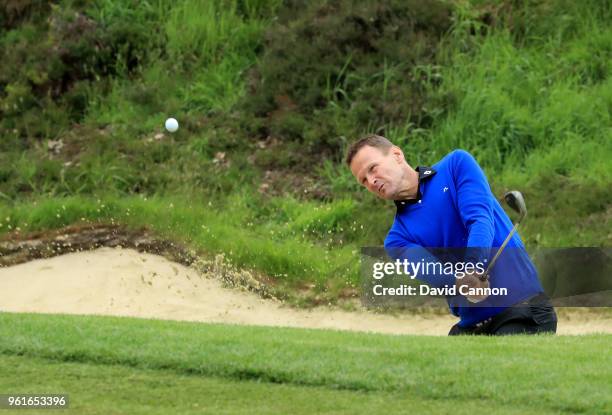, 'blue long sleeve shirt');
384,149,544,327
